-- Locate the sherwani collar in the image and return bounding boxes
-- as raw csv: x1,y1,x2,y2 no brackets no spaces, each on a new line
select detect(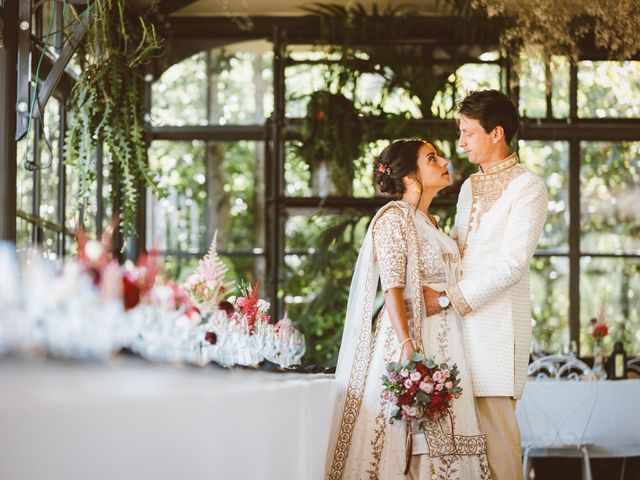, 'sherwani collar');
475,152,519,176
